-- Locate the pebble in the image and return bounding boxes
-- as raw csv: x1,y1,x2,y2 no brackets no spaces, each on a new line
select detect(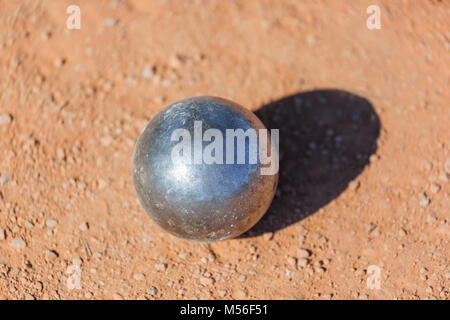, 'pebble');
154,263,167,272
25,293,35,300
113,293,124,300
79,222,89,231
46,219,58,228
298,235,306,244
419,198,430,207
72,256,83,266
297,248,311,258
0,229,5,240
53,58,66,68
56,148,65,161
439,172,450,182
45,250,59,261
297,258,309,268
430,183,441,193
11,237,26,249
218,289,227,297
133,273,145,281
0,113,12,125
142,65,154,79
238,275,247,282
147,287,158,296
0,174,10,184
287,257,297,267
178,252,191,260
263,232,273,241
348,180,360,191
104,17,117,27
200,276,214,286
